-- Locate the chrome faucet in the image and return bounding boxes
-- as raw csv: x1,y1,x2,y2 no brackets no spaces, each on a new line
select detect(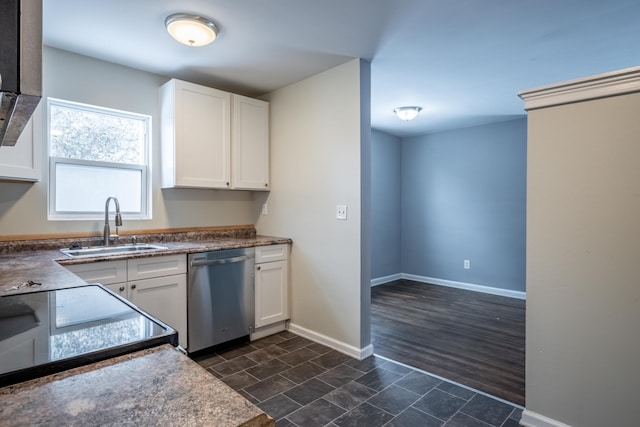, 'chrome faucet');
104,196,122,246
